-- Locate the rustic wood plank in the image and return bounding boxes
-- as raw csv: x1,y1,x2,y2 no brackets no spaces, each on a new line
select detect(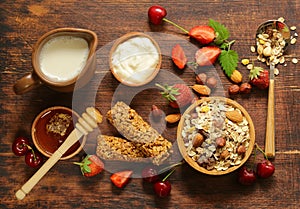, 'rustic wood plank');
0,0,299,208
